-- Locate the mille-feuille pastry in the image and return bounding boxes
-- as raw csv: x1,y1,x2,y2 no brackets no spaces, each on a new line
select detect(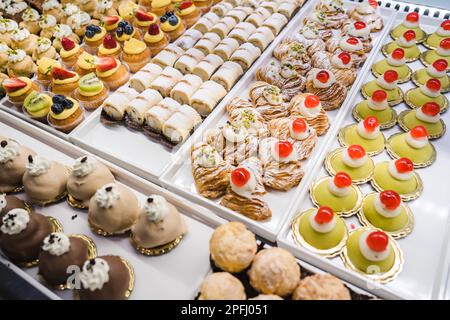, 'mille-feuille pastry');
412,59,449,93
144,97,181,133
405,78,448,113
293,274,351,300
162,104,202,144
3,76,40,105
97,34,122,59
133,9,158,34
228,22,256,44
6,49,37,78
194,32,221,55
258,138,304,191
198,272,246,300
42,0,62,21
262,12,288,37
160,11,186,42
88,183,139,235
102,86,139,121
191,142,231,199
125,89,163,126
295,22,328,56
95,57,130,91
399,102,445,139
194,0,213,14
60,37,84,68
290,93,329,136
220,157,272,221
209,222,257,273
248,81,289,121
170,74,203,105
175,48,205,75
0,209,54,265
190,80,227,115
176,1,201,28
192,54,224,81
73,73,109,111
193,11,220,34
311,51,356,87
340,116,385,155
37,57,61,86
347,0,383,32
67,155,115,209
245,7,271,27
23,155,69,205
0,19,18,46
38,14,57,39
268,117,317,161
20,8,41,34
230,43,261,71
247,26,274,52
211,16,237,39
225,6,252,23
211,1,233,17
326,36,367,67
75,51,96,76
151,66,184,97
67,11,92,37
384,30,421,62
151,0,172,16
341,20,373,53
84,25,107,53
152,43,185,68
225,97,269,138
10,28,38,56
372,48,411,83
50,67,80,96
60,3,80,24
212,37,239,61
0,138,36,193
0,194,28,226
353,90,396,129
129,63,164,93
425,20,450,49
391,12,426,43
305,69,347,111
144,24,170,57
421,38,450,68
174,28,202,50
52,24,80,52
361,70,403,106
211,61,243,91
248,247,300,297
47,95,85,133
122,38,151,73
